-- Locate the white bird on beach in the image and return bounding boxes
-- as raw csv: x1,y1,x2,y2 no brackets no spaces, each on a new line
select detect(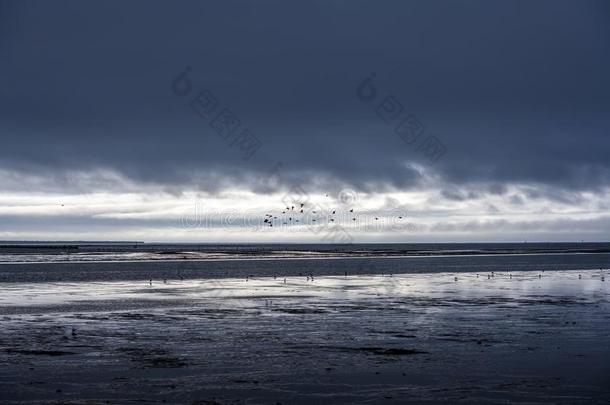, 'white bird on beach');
64,326,76,338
